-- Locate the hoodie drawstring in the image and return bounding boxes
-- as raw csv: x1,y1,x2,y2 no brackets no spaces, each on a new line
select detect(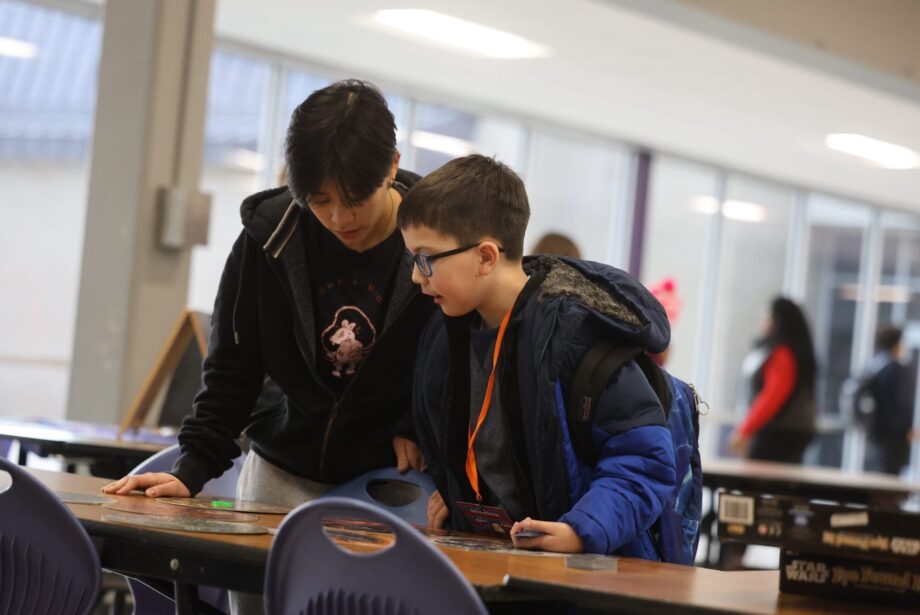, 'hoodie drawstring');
232,234,249,345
